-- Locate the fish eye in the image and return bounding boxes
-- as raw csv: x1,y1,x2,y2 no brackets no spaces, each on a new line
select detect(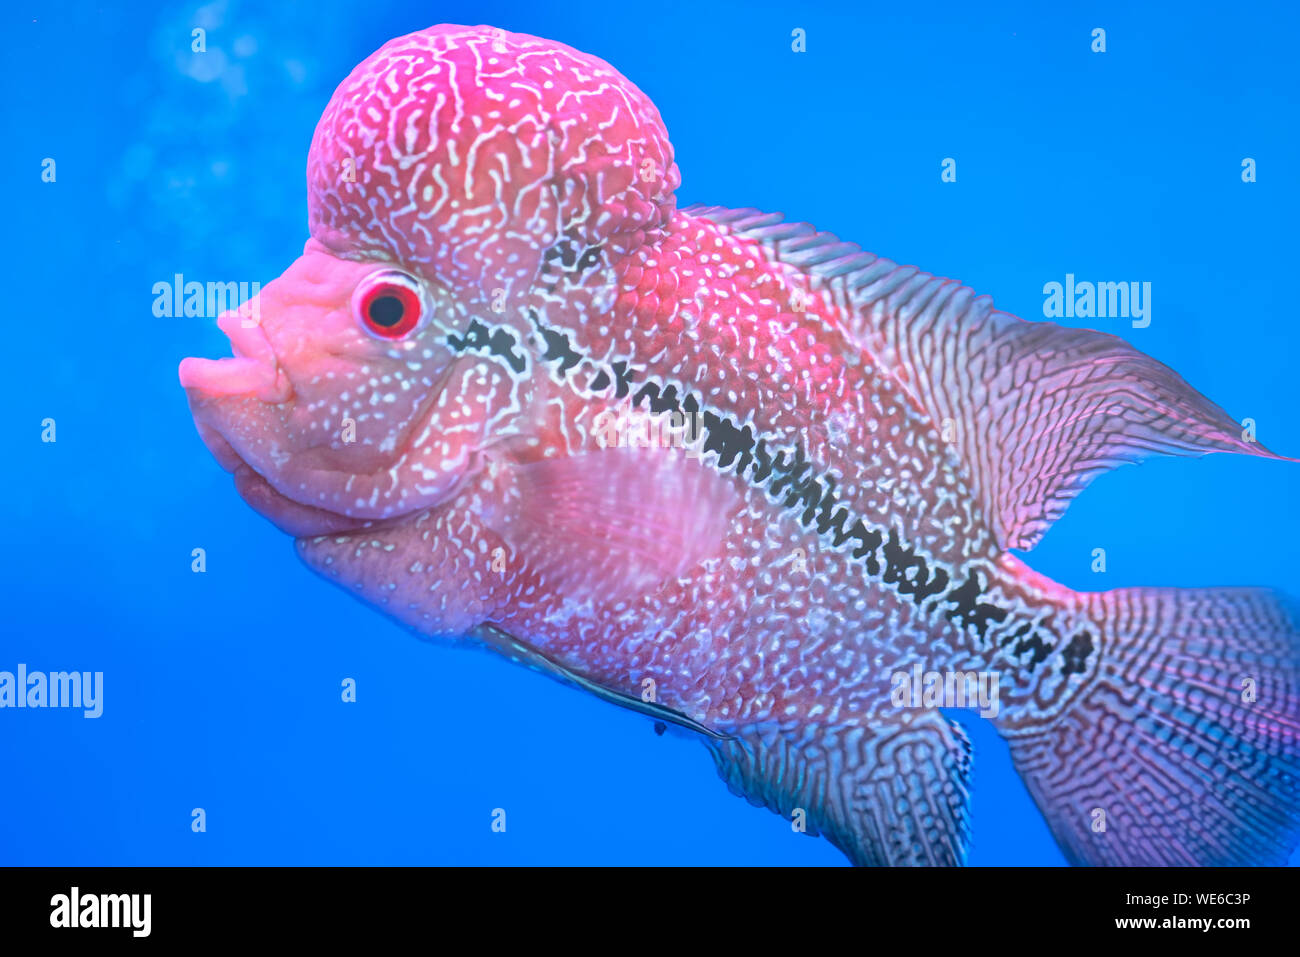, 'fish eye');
352,269,426,340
